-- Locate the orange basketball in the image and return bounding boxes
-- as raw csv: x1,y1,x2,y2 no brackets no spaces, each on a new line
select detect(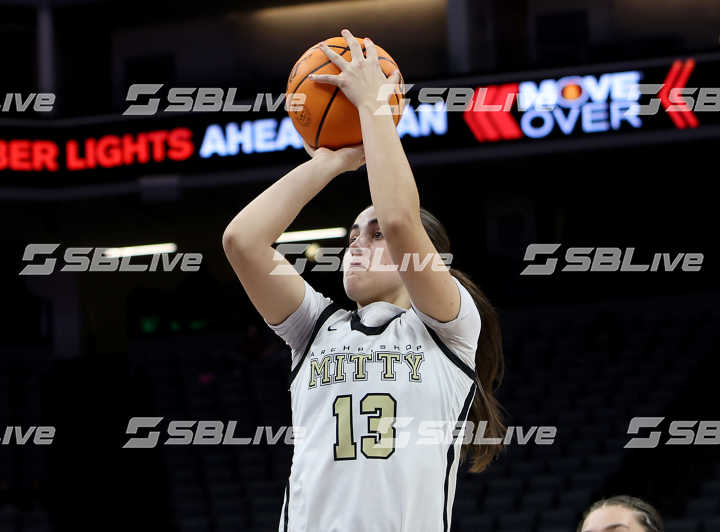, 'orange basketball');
287,36,404,149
